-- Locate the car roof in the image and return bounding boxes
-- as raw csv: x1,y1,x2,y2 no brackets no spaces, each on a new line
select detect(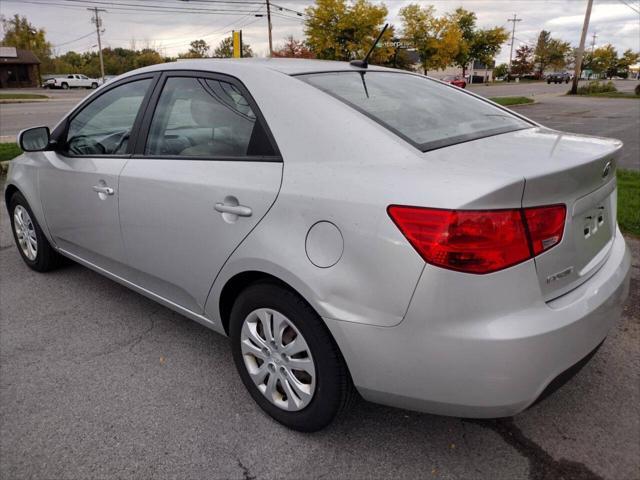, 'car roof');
135,57,392,76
